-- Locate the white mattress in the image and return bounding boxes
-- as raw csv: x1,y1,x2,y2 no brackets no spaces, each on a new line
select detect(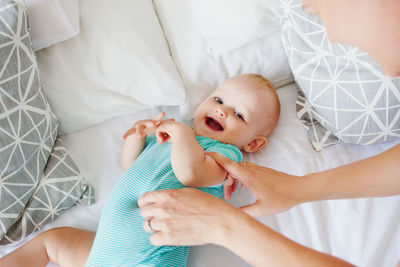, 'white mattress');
1,83,399,267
